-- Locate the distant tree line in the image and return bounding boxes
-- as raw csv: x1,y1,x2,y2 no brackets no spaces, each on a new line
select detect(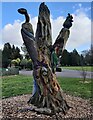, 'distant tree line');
60,47,93,66
2,42,33,70
1,42,93,68
2,43,22,68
